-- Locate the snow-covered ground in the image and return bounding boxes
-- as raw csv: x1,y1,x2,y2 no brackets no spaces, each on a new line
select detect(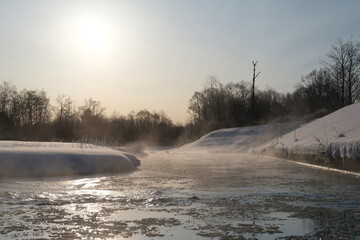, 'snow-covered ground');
0,141,140,177
256,103,360,160
179,122,303,153
180,103,360,162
